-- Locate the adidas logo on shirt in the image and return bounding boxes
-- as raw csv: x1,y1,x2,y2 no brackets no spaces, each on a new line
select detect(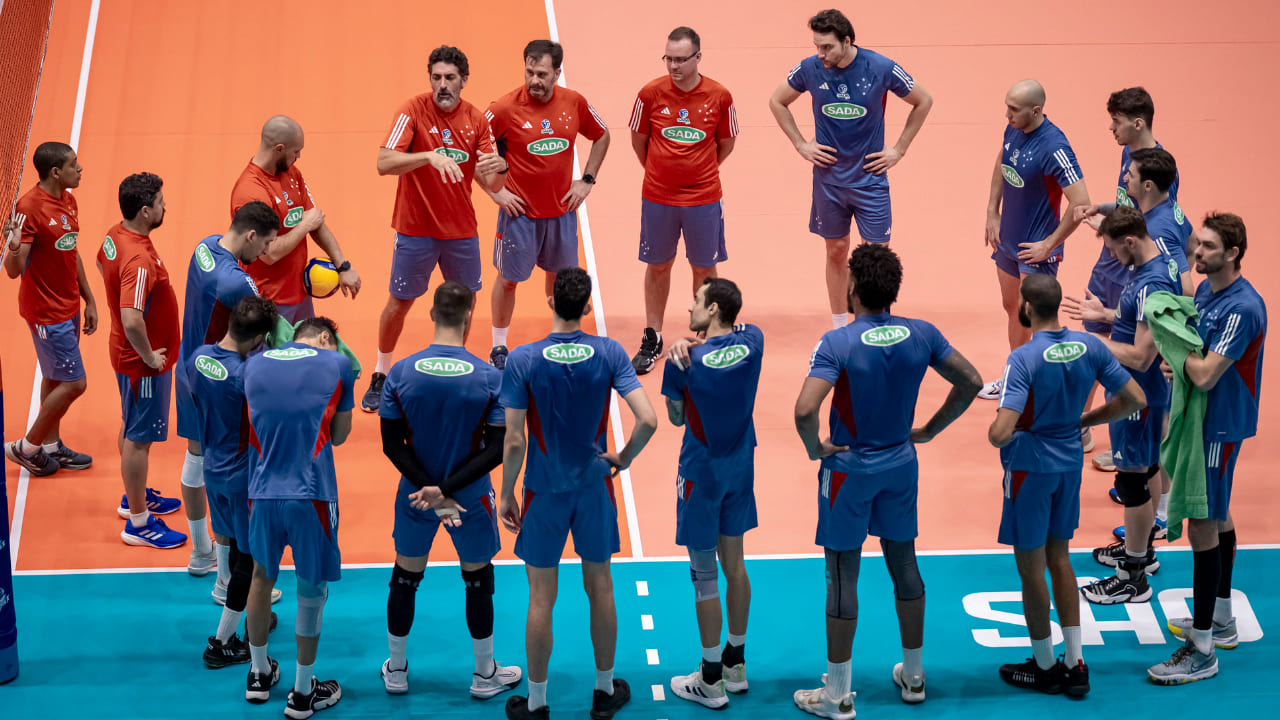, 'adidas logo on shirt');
48,218,57,226
659,107,671,115
522,121,533,129
429,126,439,134
818,82,829,90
